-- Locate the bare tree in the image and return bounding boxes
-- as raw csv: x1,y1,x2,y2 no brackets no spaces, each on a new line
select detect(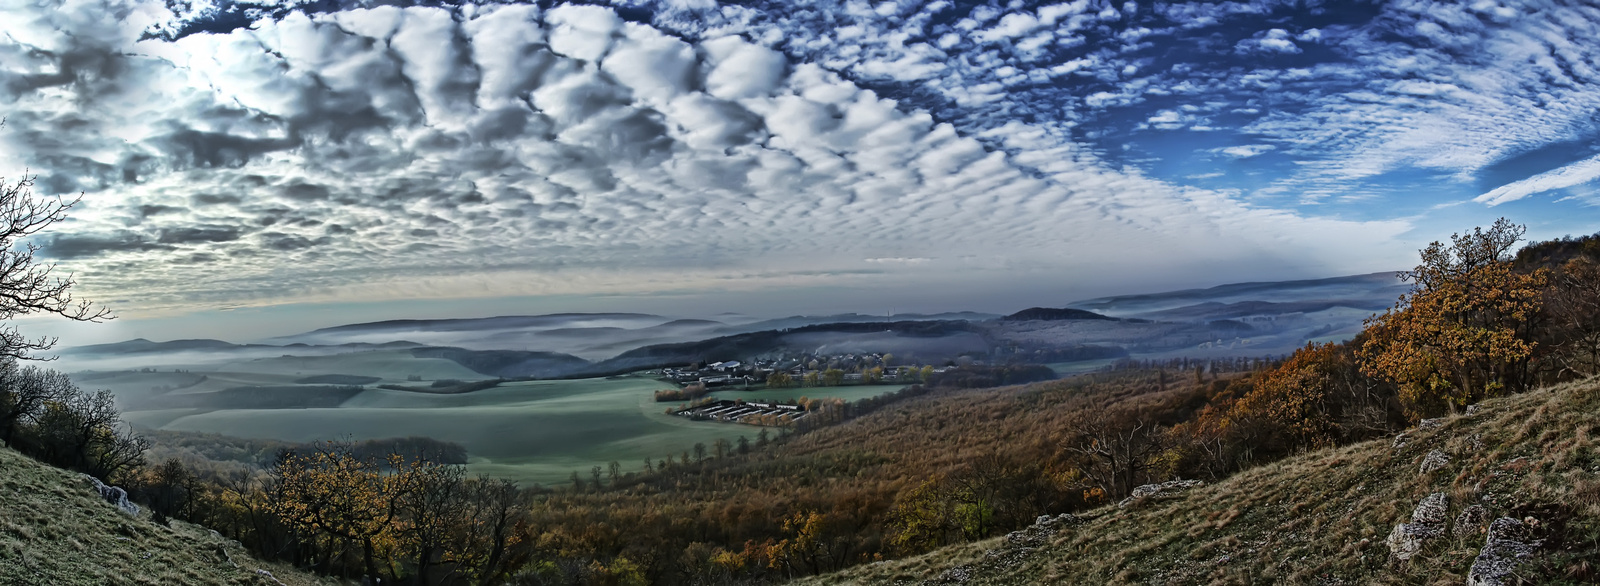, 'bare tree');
0,166,113,360
1069,406,1168,499
400,462,467,586
459,476,526,585
1548,257,1600,378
